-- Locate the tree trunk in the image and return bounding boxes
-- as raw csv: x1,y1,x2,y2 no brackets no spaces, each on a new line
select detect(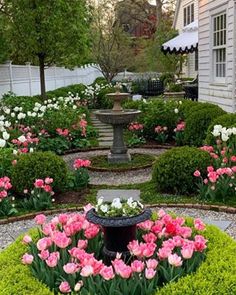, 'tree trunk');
38,53,46,99
155,0,163,28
